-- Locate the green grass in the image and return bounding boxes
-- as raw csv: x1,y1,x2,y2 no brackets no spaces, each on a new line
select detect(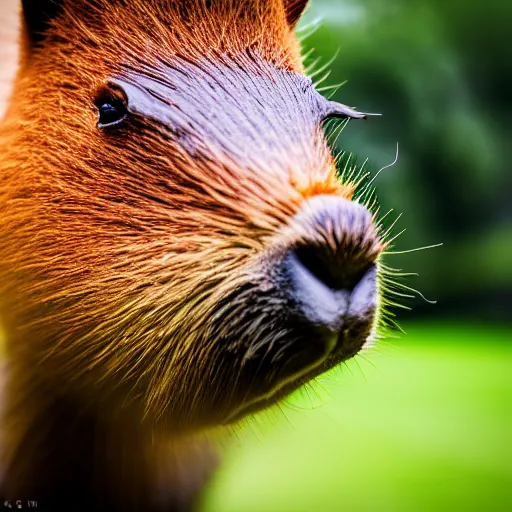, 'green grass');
202,323,512,512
